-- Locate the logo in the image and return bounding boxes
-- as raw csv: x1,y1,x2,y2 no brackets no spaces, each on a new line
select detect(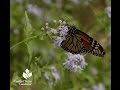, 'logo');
23,69,32,79
14,69,32,85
